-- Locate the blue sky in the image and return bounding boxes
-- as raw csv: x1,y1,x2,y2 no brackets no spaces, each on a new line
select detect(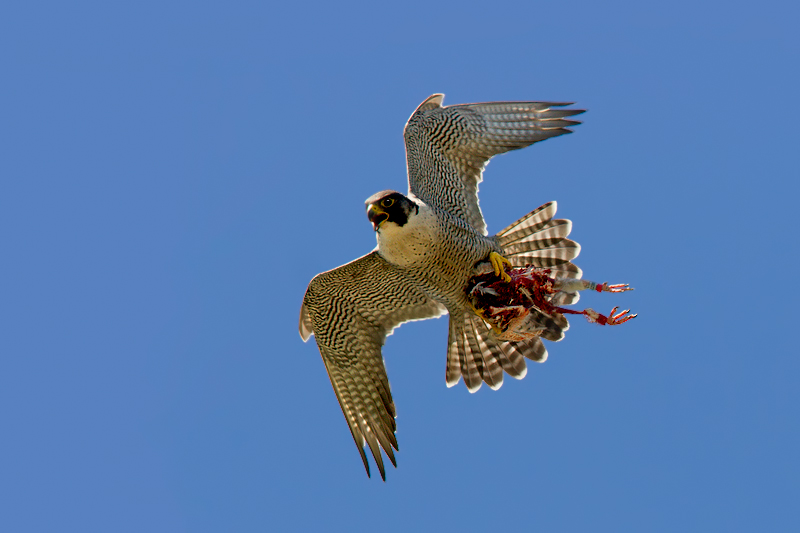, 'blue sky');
2,1,798,531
